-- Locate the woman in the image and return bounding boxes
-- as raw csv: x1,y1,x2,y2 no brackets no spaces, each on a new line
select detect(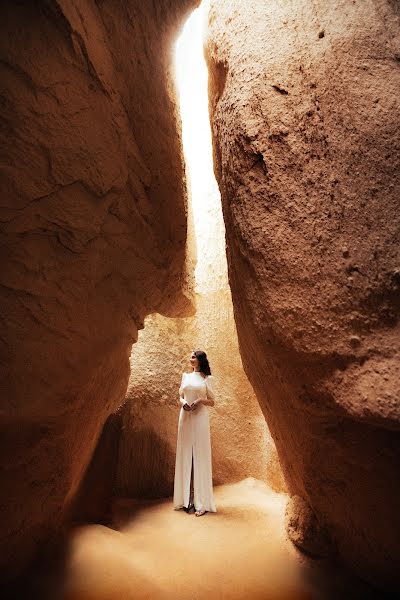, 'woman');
173,349,217,517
